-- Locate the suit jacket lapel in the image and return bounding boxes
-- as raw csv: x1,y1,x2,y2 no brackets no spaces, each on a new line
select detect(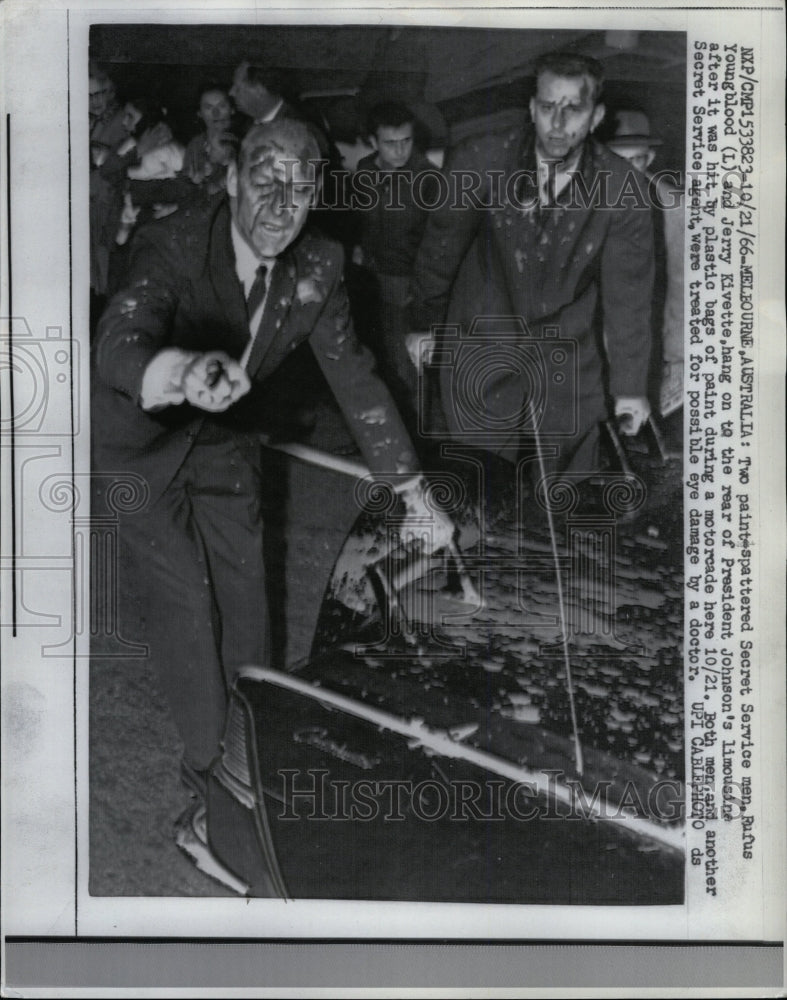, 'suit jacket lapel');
208,203,251,360
245,252,298,378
